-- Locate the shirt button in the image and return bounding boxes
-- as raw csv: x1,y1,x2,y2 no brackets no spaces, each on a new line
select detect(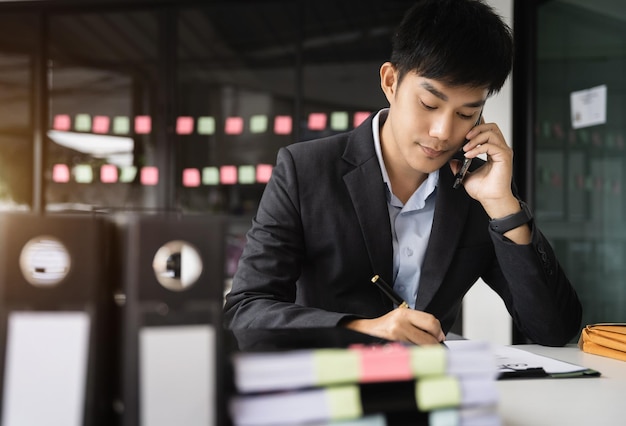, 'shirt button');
404,247,413,256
